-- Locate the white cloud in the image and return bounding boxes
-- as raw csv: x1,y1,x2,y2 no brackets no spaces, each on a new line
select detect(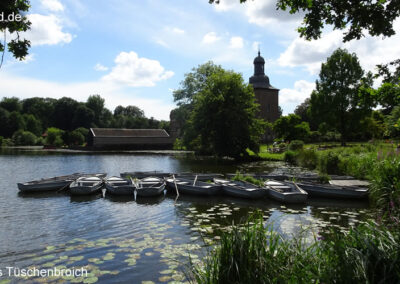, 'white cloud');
172,27,185,34
102,51,174,87
0,73,174,120
202,32,220,44
280,80,315,114
252,41,260,52
278,30,342,74
213,0,301,37
229,36,244,49
278,20,400,76
24,14,73,46
245,0,303,26
94,63,108,72
41,0,64,12
212,0,241,12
